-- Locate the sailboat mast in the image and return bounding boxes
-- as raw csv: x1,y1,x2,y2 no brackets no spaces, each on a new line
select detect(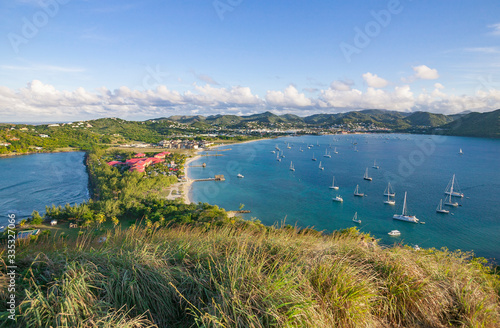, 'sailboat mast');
402,192,407,215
